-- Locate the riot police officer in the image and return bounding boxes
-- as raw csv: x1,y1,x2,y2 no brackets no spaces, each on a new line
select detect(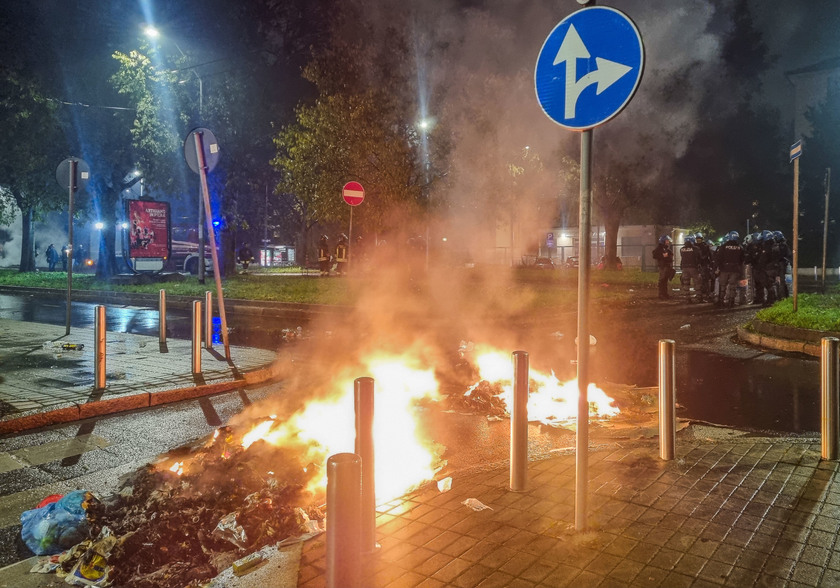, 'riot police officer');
694,233,713,302
652,235,675,300
680,236,701,303
715,231,745,308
